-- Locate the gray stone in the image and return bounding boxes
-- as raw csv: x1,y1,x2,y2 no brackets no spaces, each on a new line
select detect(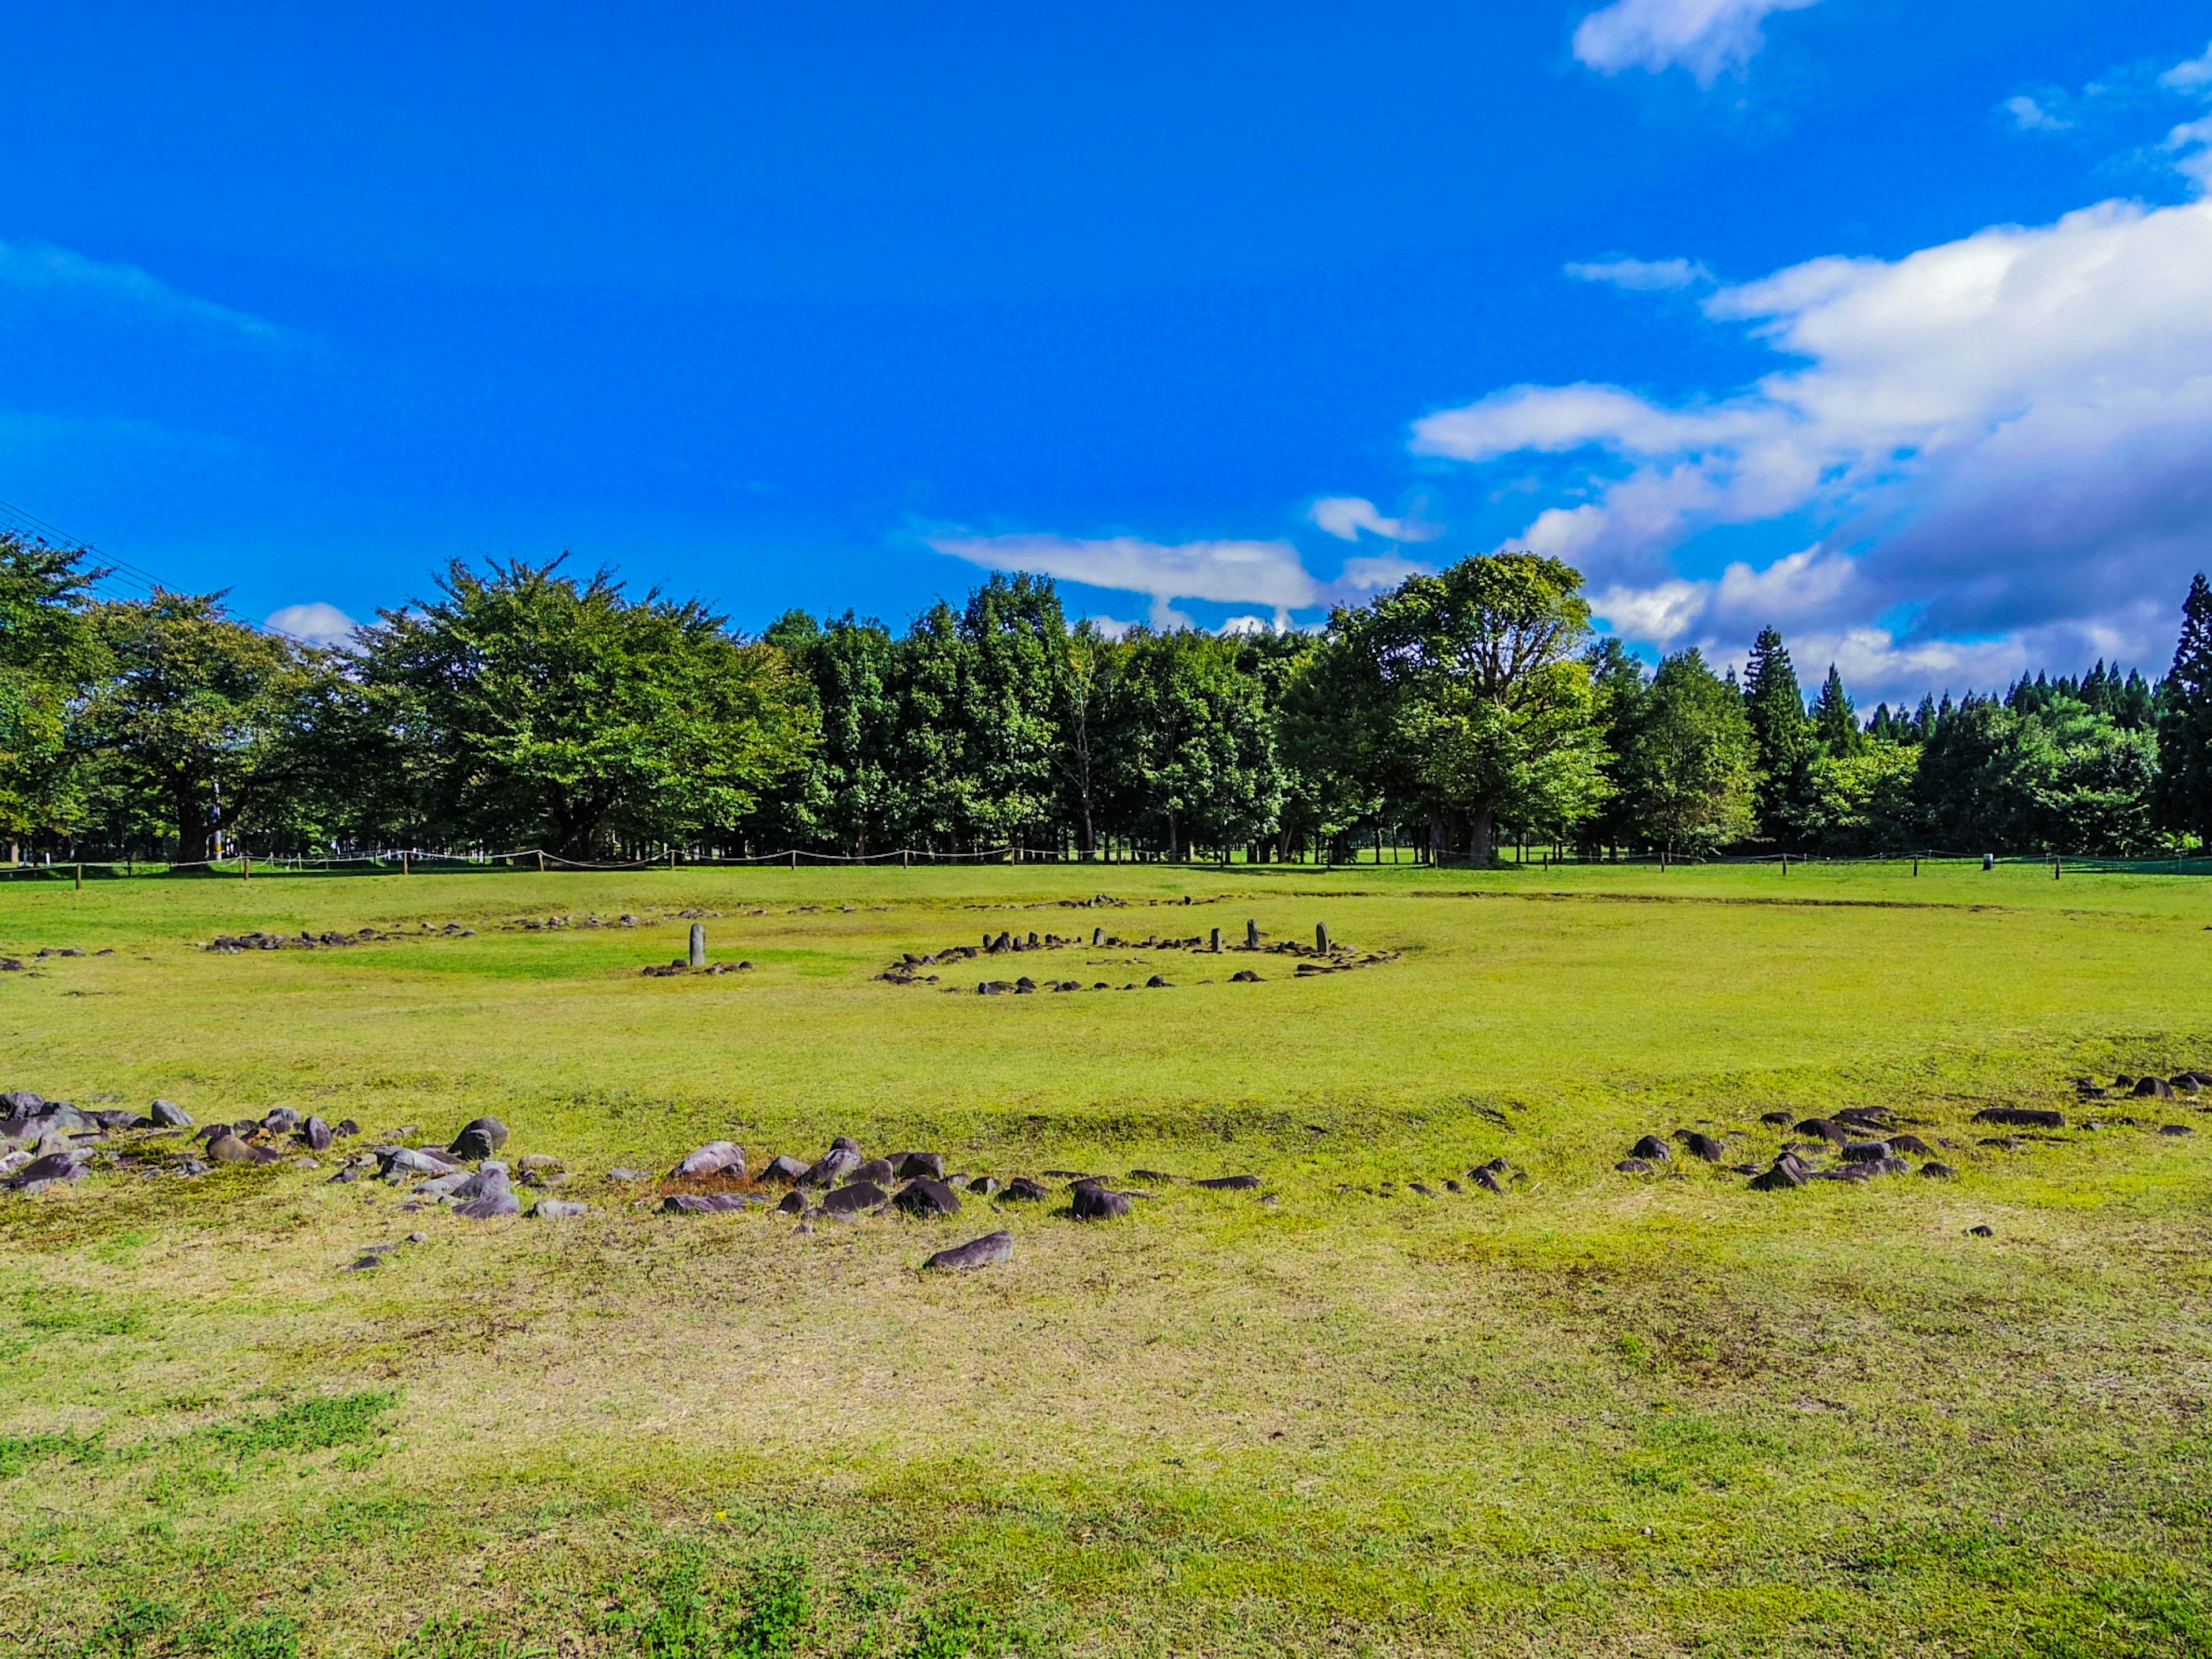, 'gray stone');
2160,1123,2196,1136
821,1180,888,1214
452,1191,521,1219
893,1176,962,1217
1759,1111,1793,1126
1748,1161,1804,1191
378,1145,462,1178
1195,1174,1261,1190
850,1157,896,1186
1840,1140,1892,1163
208,1131,256,1164
448,1117,510,1160
607,1166,648,1181
671,1140,746,1179
1887,1134,1934,1157
1630,1135,1672,1162
1972,1107,2065,1128
1919,1162,1955,1179
533,1198,589,1219
896,1151,945,1180
1071,1184,1132,1221
148,1099,193,1129
923,1230,1013,1271
1472,1168,1503,1194
1000,1175,1049,1203
777,1189,808,1215
304,1115,334,1152
800,1147,861,1188
1968,1224,1994,1237
1676,1131,1726,1162
966,1175,1001,1195
6,1152,85,1191
759,1154,809,1183
414,1170,474,1200
662,1193,753,1214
